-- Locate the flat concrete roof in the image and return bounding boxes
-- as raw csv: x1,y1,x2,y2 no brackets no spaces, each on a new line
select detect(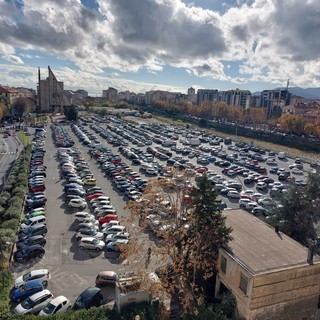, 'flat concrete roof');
223,209,320,275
